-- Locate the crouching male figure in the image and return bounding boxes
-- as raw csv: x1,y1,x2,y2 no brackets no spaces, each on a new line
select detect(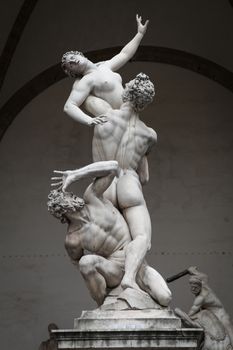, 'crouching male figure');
48,161,171,307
